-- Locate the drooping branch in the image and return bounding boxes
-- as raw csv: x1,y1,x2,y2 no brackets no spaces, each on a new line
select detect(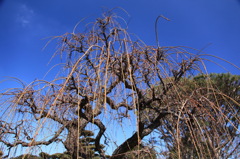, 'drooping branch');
111,112,169,158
